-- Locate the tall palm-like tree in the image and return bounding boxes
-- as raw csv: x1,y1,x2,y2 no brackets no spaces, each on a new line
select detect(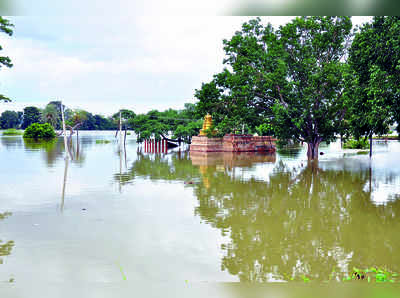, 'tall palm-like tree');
41,104,60,128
